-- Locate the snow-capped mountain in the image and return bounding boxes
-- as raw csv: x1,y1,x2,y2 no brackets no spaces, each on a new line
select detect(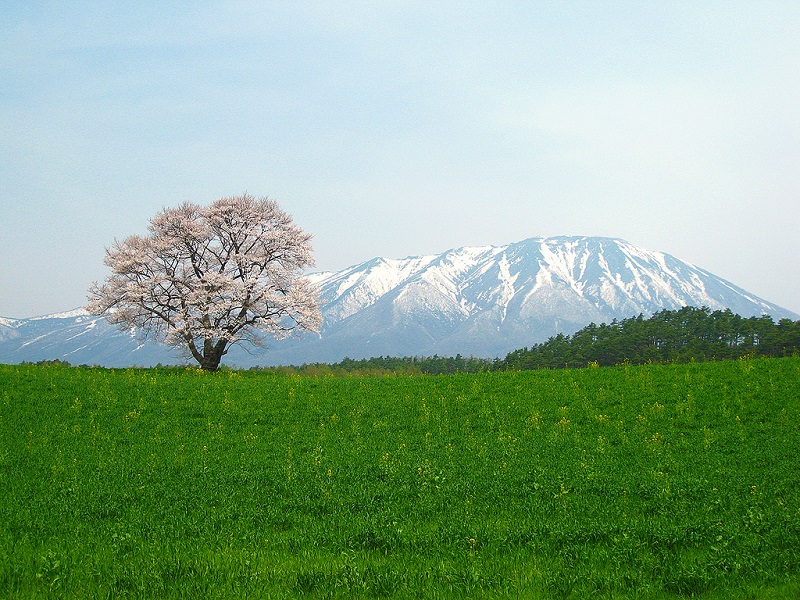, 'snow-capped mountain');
0,310,179,367
1,237,796,367
297,236,797,361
